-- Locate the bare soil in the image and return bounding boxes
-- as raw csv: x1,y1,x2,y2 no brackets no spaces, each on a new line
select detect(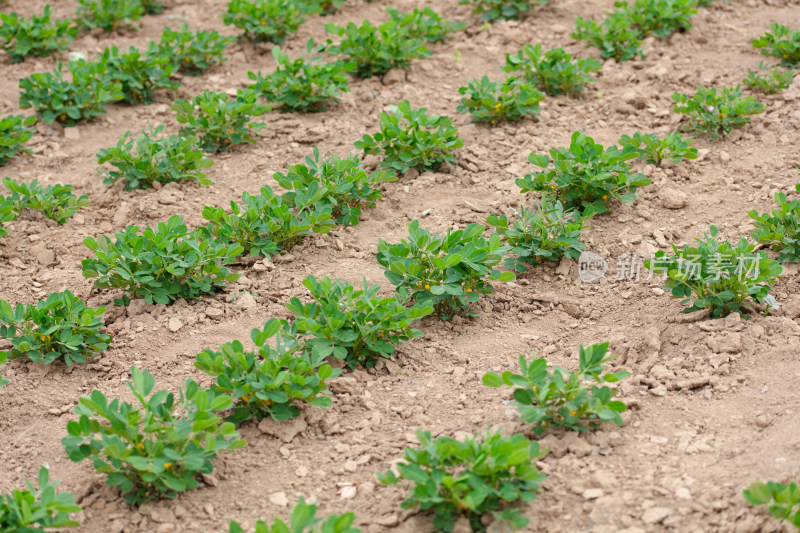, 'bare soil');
1,0,800,532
